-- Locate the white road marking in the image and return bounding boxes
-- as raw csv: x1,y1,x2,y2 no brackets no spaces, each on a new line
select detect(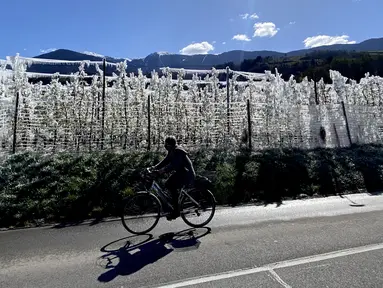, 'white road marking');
154,242,383,288
268,269,292,288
